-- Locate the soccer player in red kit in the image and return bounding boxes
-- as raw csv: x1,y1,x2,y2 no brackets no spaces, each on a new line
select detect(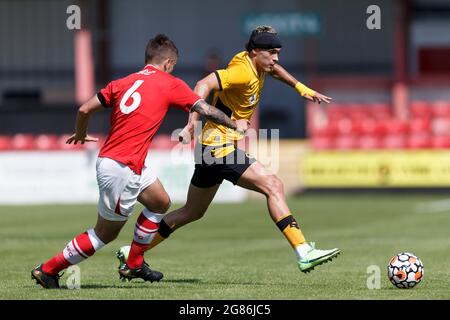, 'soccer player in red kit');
31,34,247,289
